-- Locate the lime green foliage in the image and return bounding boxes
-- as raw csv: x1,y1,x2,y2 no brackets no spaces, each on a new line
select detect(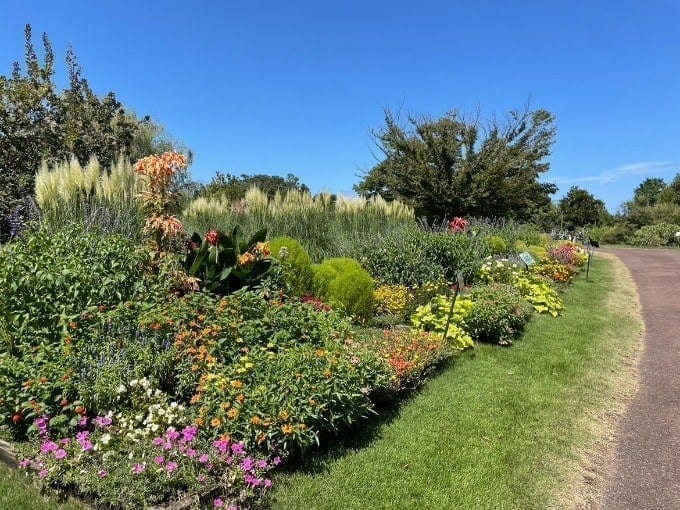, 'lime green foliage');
486,235,508,255
312,258,374,320
411,295,474,350
465,284,533,344
269,236,314,296
514,276,563,317
629,222,680,247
